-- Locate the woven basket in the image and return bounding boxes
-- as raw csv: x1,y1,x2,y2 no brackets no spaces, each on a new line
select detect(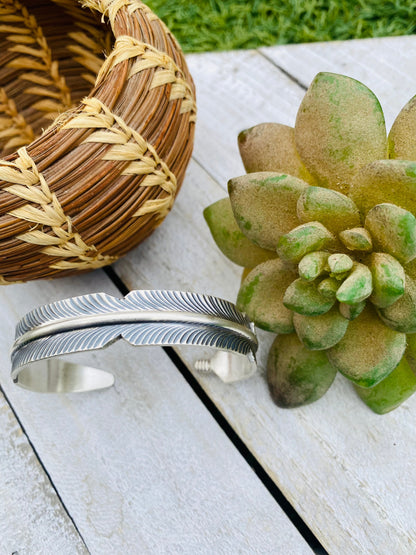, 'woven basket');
0,0,196,283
